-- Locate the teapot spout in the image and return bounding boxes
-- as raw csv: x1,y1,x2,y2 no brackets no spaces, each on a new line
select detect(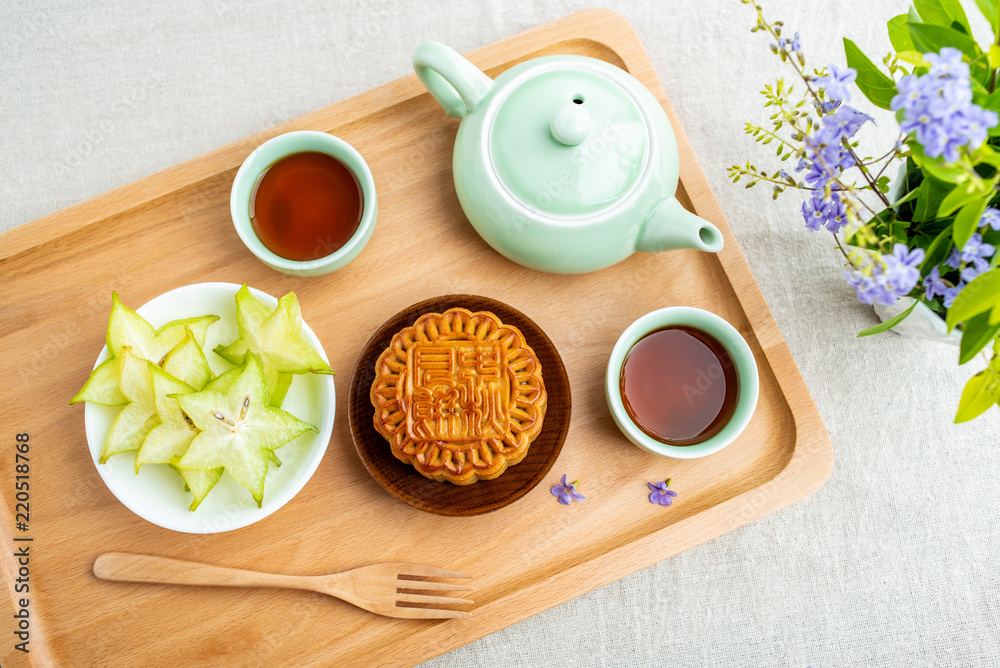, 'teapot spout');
637,197,724,254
